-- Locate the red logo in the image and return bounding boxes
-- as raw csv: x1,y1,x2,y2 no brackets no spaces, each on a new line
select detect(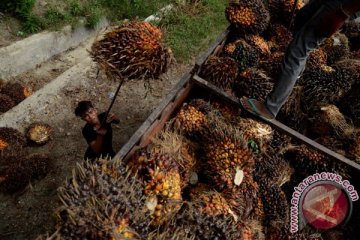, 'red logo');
301,182,351,230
